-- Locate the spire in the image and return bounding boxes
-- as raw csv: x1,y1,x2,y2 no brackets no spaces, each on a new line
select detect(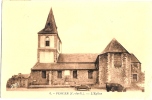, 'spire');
38,8,58,34
102,38,129,54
